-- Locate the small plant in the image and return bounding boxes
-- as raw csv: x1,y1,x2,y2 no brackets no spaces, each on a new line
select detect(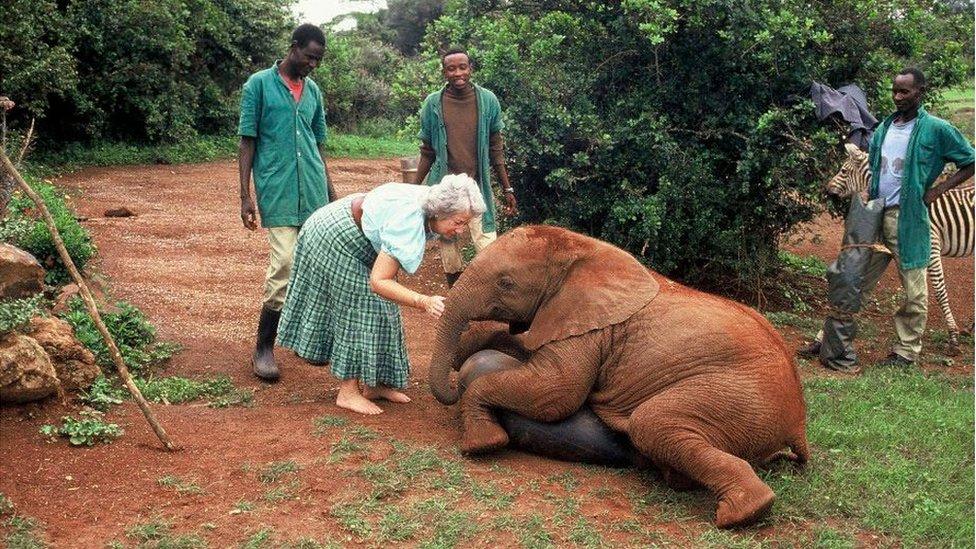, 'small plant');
0,493,13,515
79,375,127,411
242,527,274,549
4,514,47,549
157,475,203,495
778,250,828,278
263,479,300,503
61,297,179,373
231,500,255,515
39,411,123,446
258,460,299,483
0,295,46,336
208,388,254,408
125,517,205,548
312,415,348,436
